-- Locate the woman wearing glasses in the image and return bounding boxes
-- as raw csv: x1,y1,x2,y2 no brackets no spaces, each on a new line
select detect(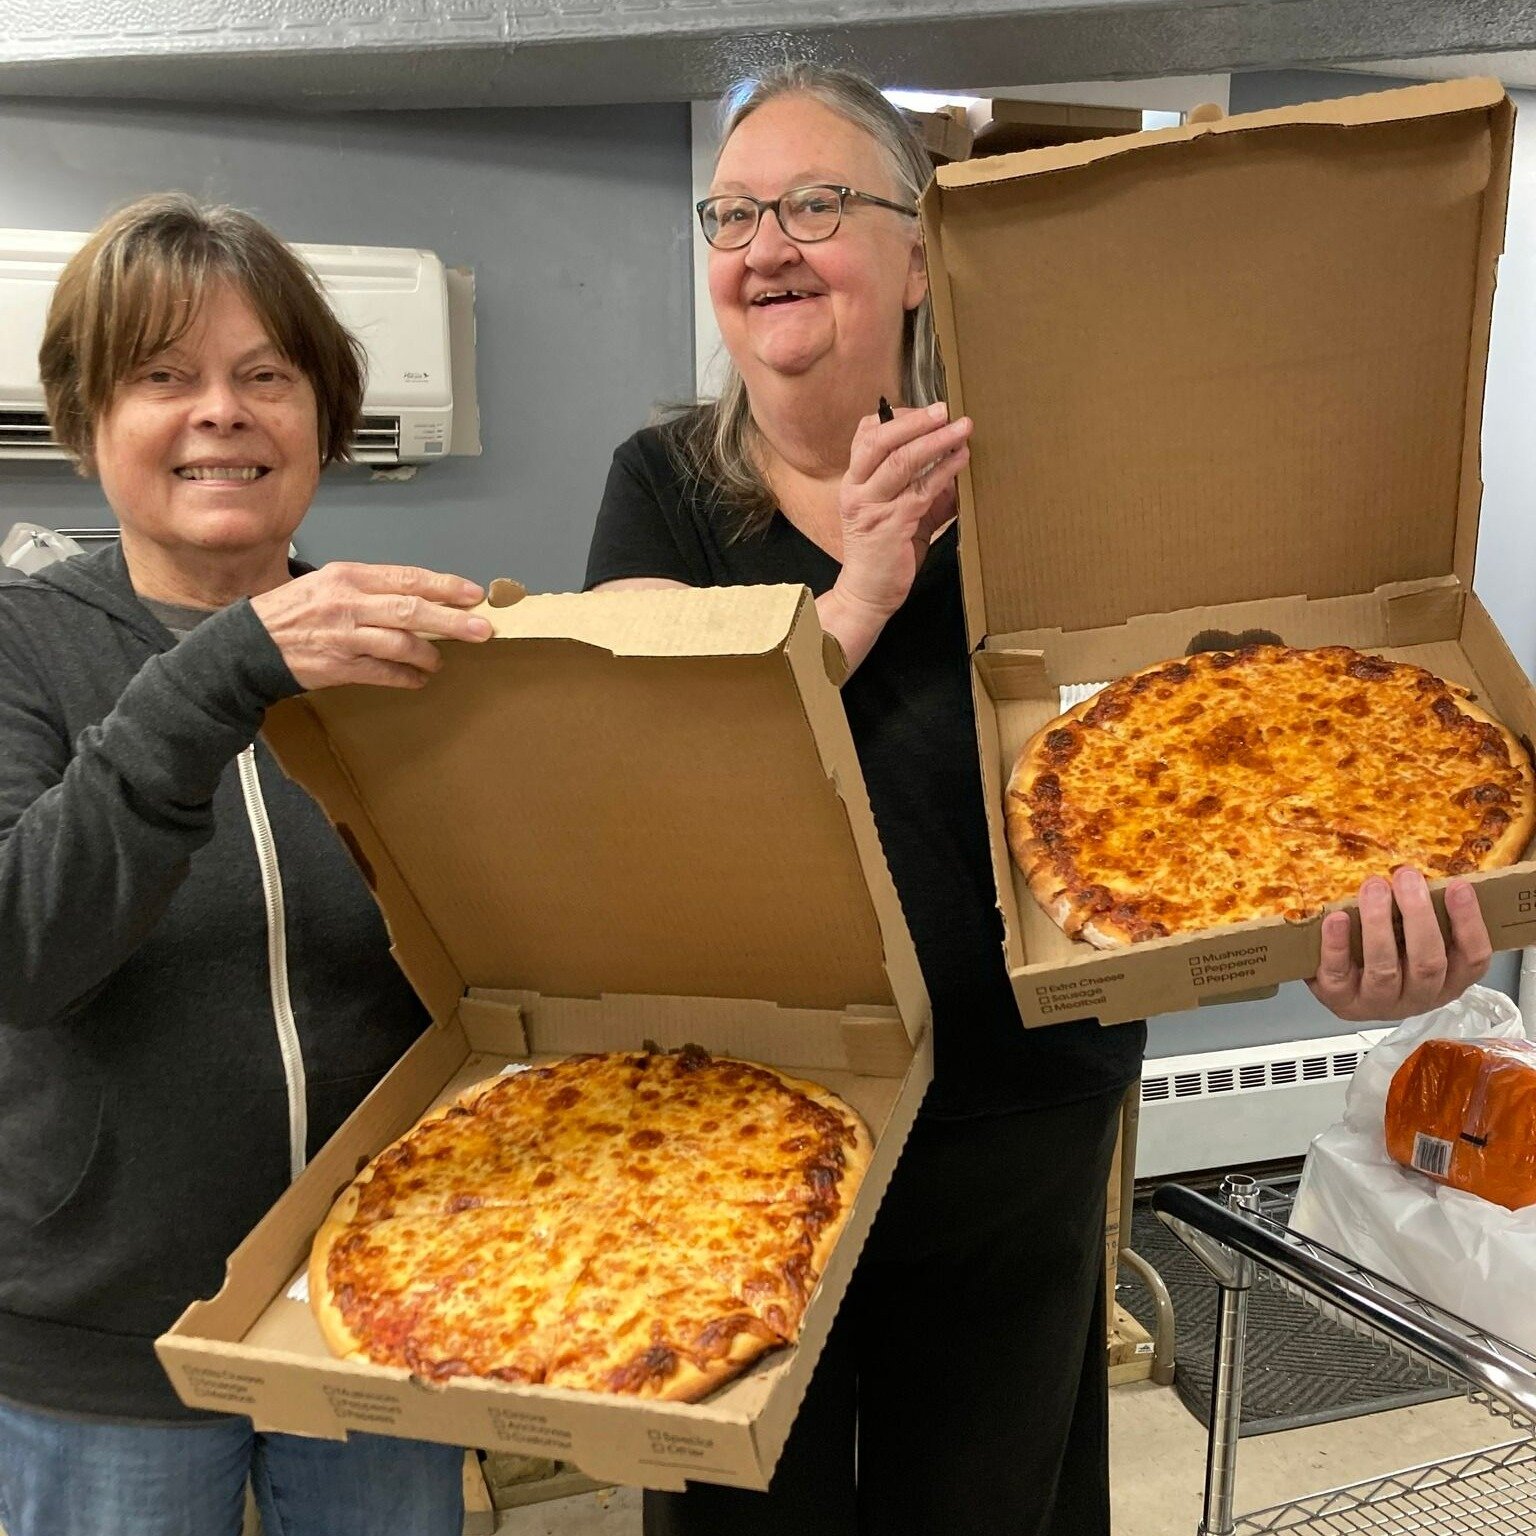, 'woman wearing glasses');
586,65,1492,1536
